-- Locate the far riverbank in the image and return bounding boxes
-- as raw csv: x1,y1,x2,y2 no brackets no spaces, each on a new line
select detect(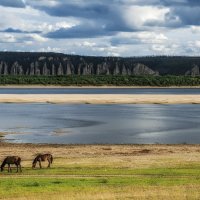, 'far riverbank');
1,85,200,88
